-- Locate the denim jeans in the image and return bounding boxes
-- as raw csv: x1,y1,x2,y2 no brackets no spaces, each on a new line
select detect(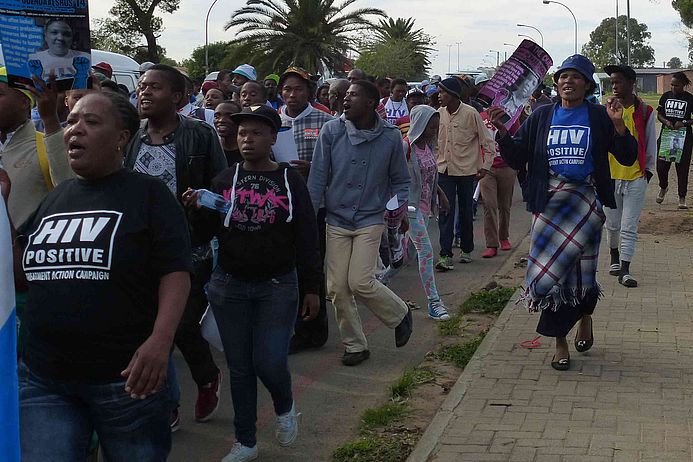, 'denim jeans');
603,177,647,262
438,173,476,256
207,268,298,447
19,362,171,462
